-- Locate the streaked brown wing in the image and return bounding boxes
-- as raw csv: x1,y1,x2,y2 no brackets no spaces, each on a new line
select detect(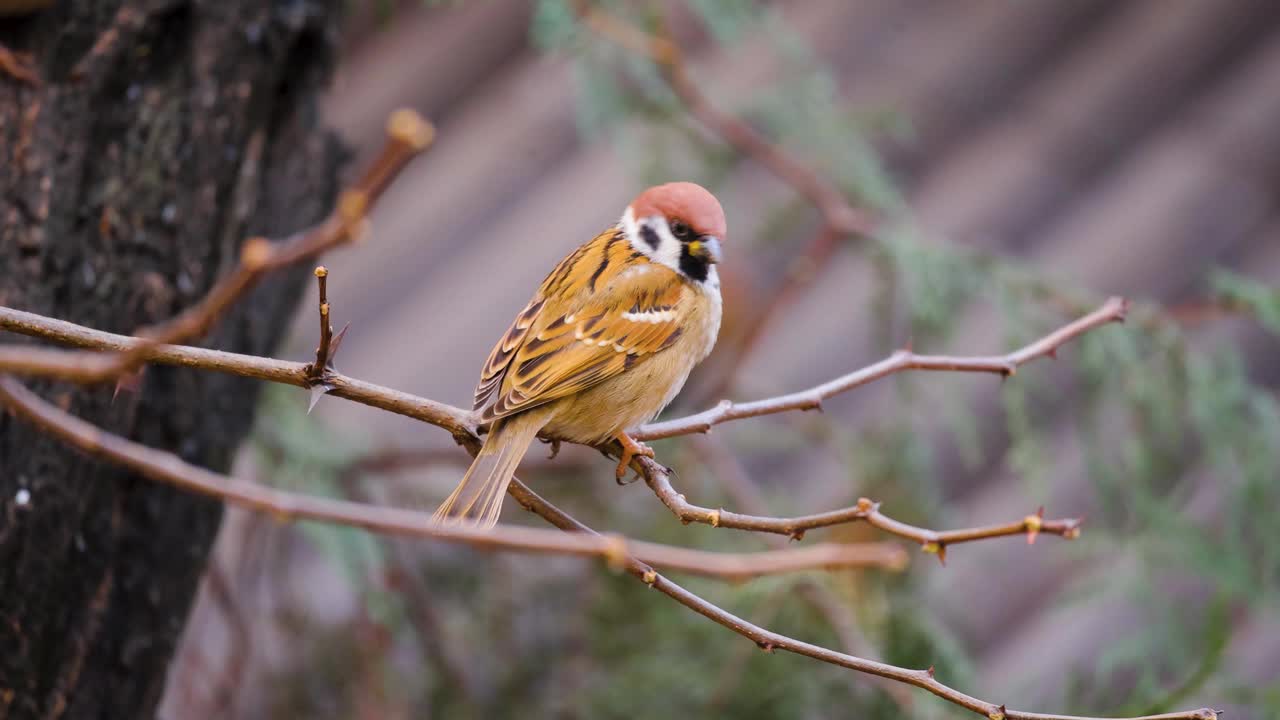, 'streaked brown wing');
473,297,544,410
481,260,689,422
472,226,615,410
